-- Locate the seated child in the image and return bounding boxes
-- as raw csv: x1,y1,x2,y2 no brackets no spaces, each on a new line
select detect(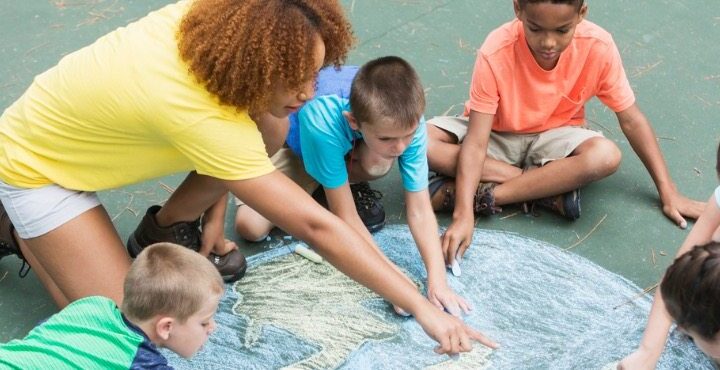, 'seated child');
660,241,720,365
425,0,704,265
233,56,471,316
234,65,386,240
620,142,720,368
0,242,223,368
